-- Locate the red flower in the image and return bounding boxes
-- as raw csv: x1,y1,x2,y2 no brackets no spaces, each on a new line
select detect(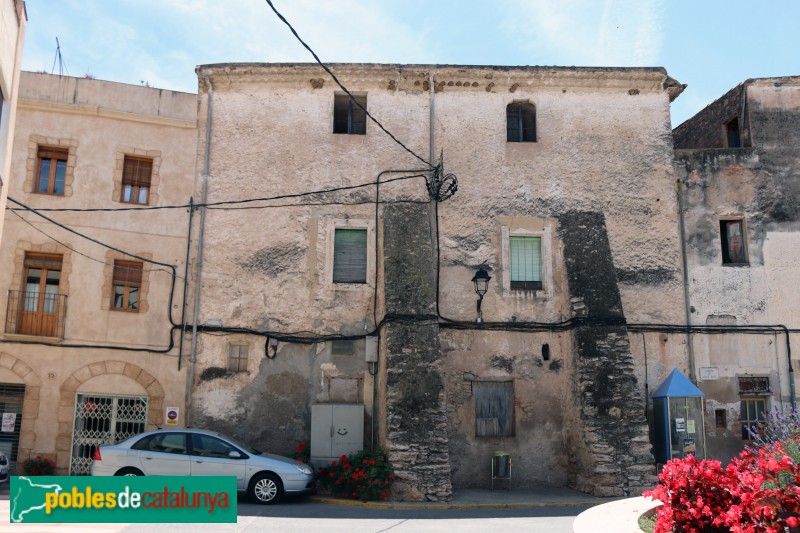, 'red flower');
370,459,376,465
381,492,387,497
389,473,394,479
